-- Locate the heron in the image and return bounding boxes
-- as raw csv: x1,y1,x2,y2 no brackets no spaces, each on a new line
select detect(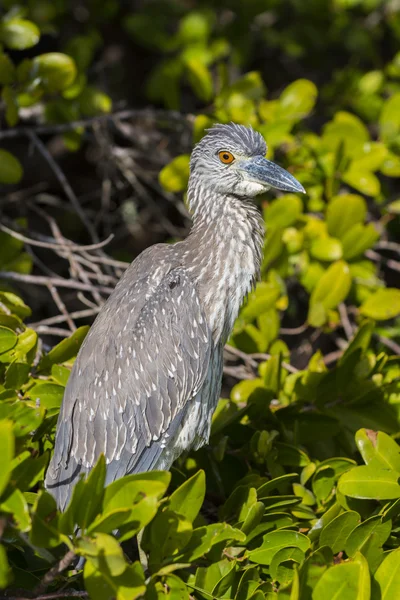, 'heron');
45,123,305,510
